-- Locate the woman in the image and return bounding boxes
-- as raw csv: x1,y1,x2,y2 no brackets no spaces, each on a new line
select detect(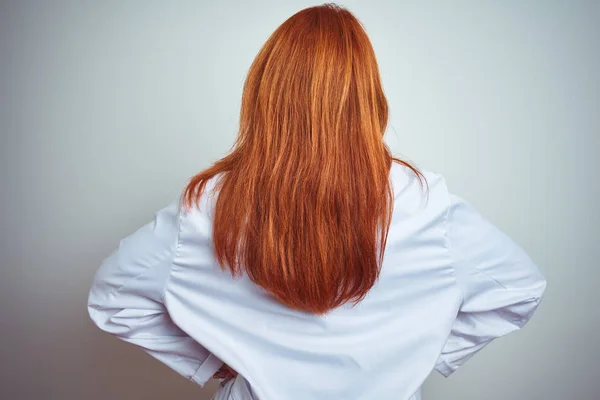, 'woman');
88,4,546,400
